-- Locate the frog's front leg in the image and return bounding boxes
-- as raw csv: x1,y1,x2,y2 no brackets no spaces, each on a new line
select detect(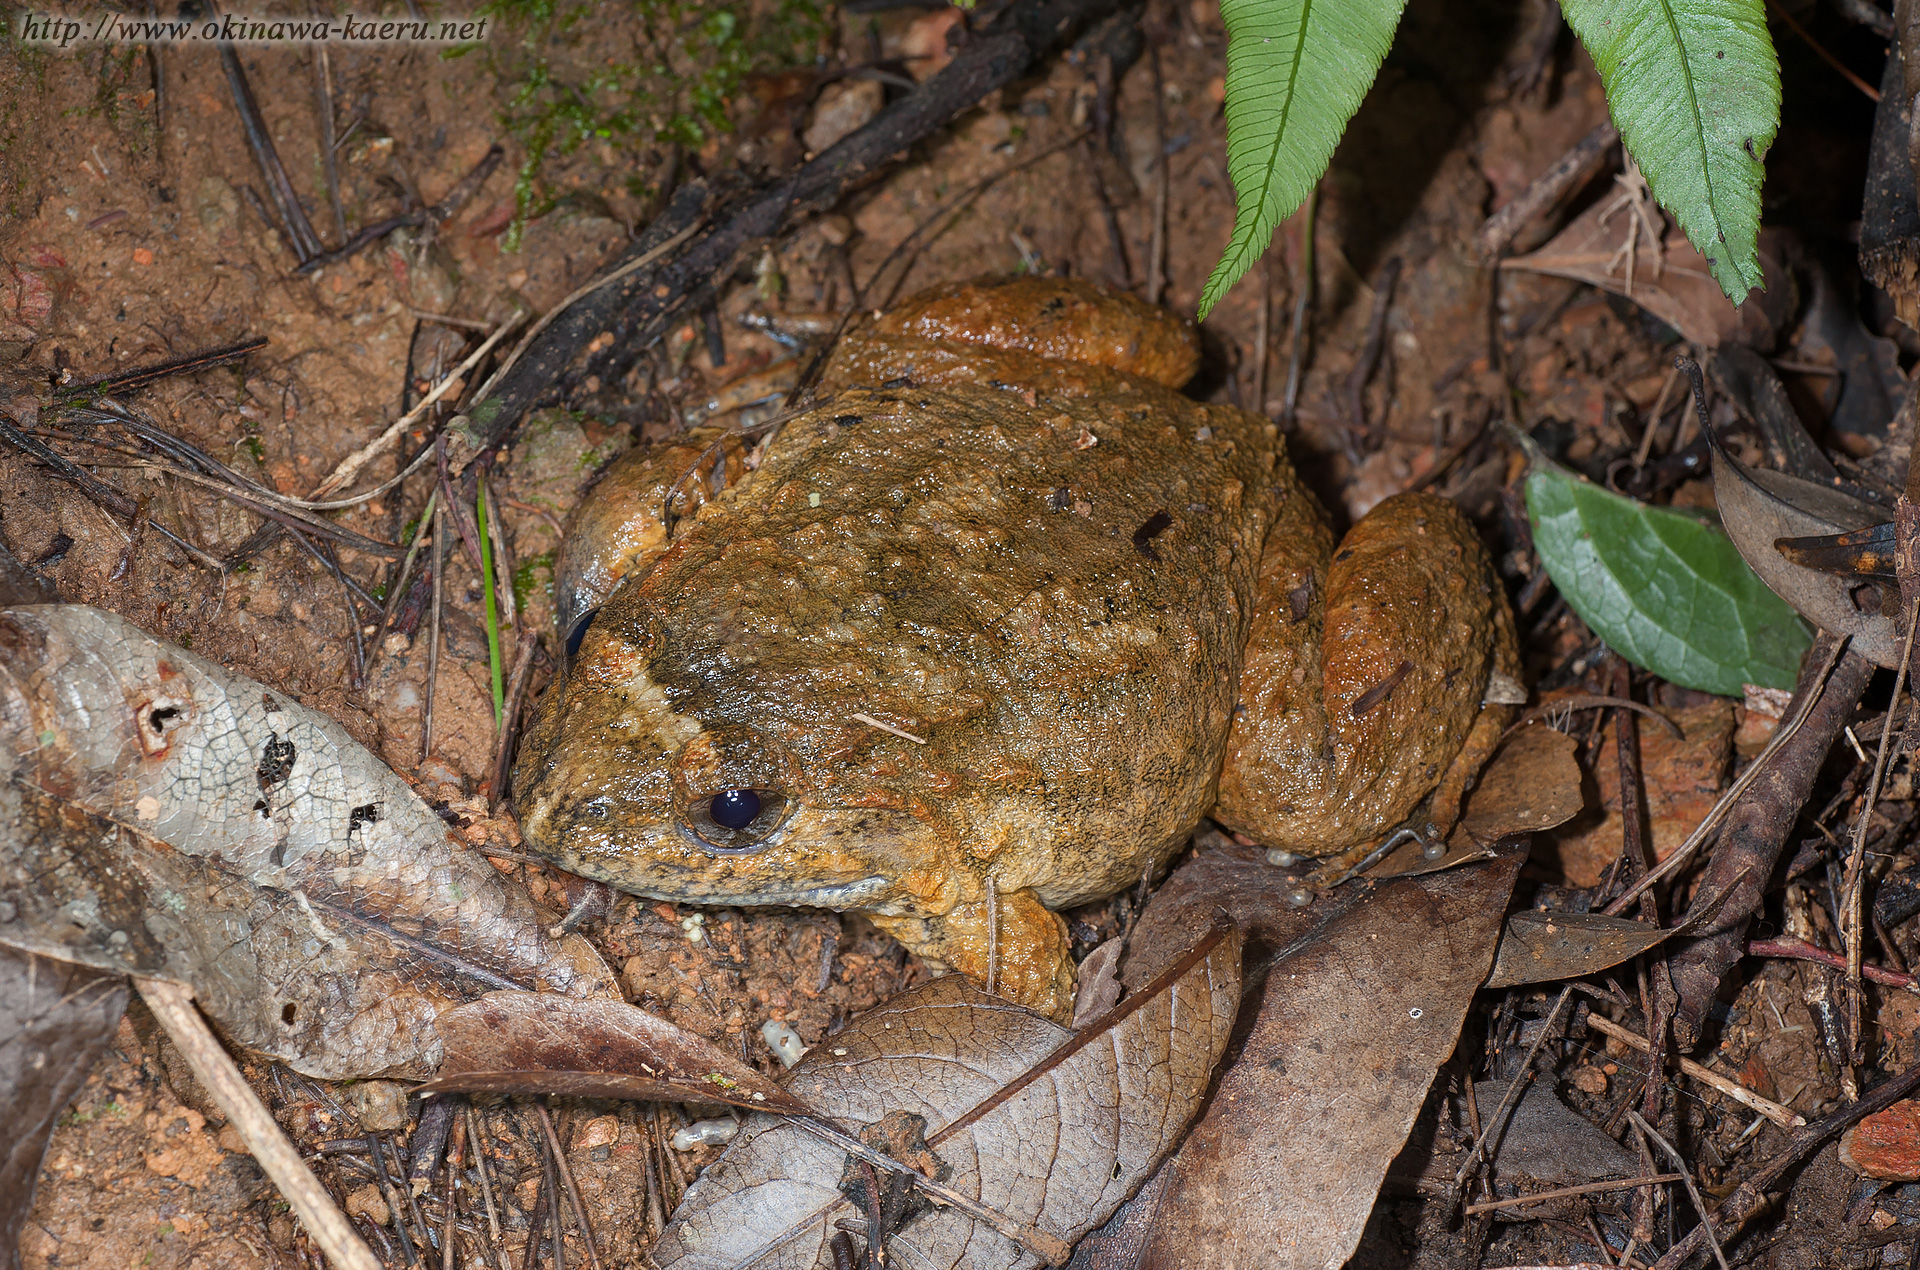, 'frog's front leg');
865,885,1076,1022
1213,491,1520,863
